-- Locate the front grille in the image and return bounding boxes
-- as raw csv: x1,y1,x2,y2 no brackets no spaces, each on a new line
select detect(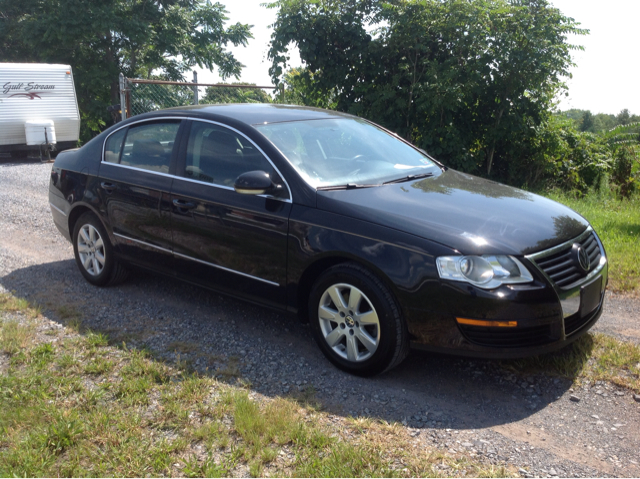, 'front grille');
534,232,602,288
459,324,553,348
